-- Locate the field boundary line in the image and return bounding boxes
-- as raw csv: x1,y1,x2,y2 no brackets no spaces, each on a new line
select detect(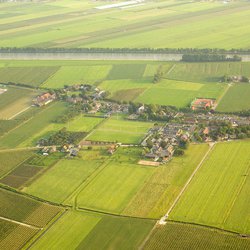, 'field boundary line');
8,105,31,120
139,143,216,250
215,83,232,109
0,216,42,230
165,64,176,76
